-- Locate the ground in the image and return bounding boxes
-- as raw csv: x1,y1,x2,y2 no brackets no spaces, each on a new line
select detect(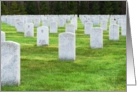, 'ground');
1,18,126,91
